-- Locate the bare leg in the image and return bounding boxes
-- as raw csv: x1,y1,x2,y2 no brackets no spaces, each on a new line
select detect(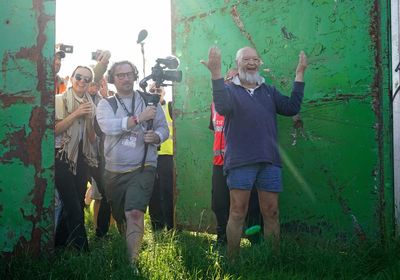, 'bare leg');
110,215,116,227
93,199,100,229
125,209,145,263
258,191,280,246
226,189,251,259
